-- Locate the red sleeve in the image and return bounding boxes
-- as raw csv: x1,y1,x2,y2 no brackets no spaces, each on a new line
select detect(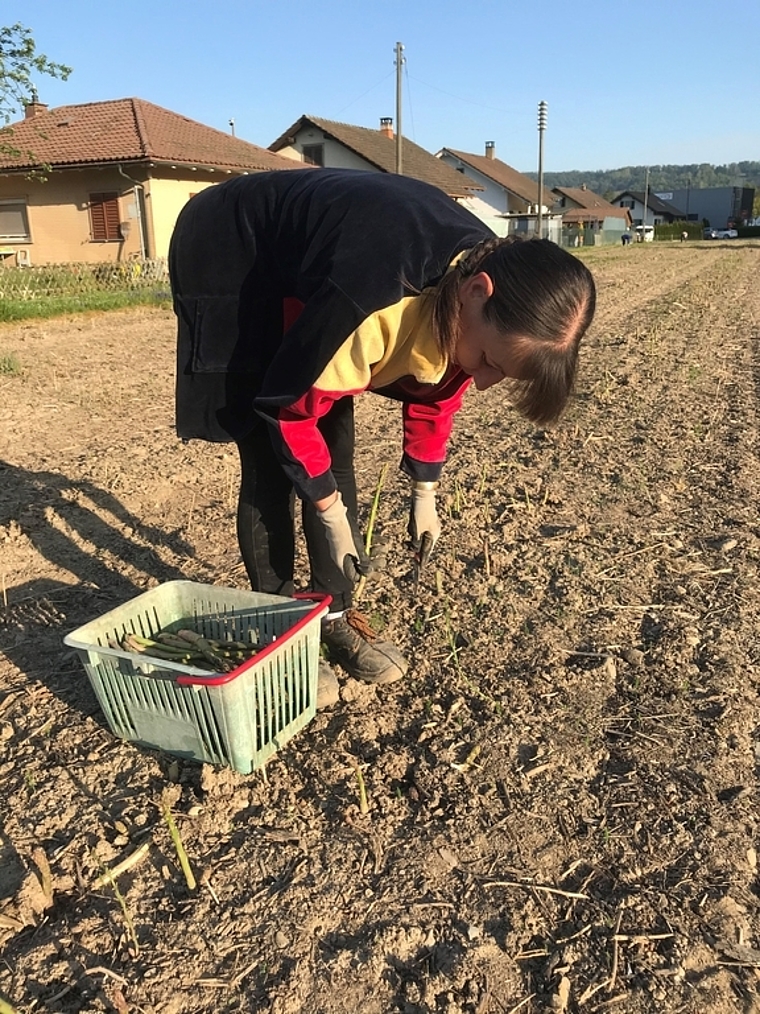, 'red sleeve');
258,386,363,502
400,372,471,481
